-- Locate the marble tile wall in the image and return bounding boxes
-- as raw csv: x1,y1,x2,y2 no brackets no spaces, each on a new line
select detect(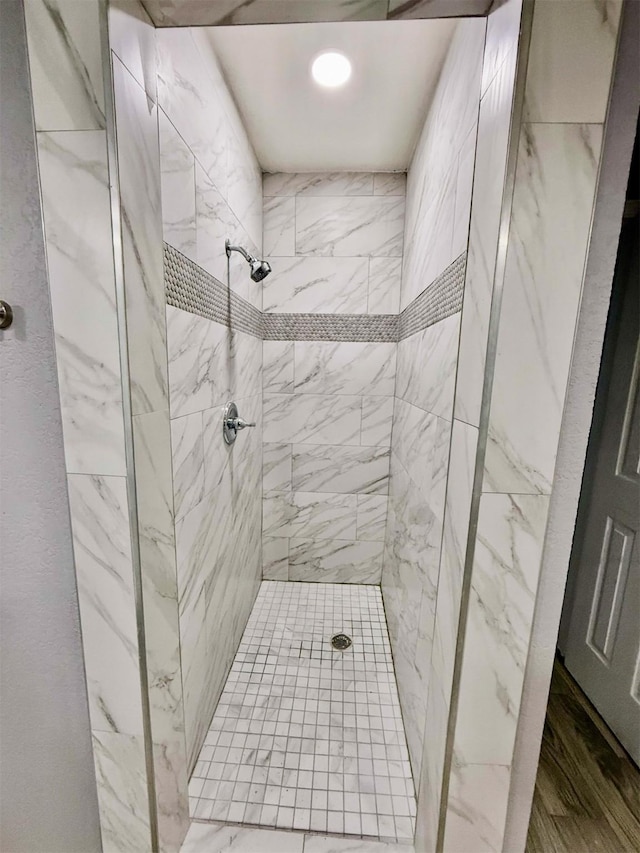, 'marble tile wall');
109,1,190,848
23,2,157,851
155,25,264,779
381,17,486,808
261,173,405,583
443,2,622,851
